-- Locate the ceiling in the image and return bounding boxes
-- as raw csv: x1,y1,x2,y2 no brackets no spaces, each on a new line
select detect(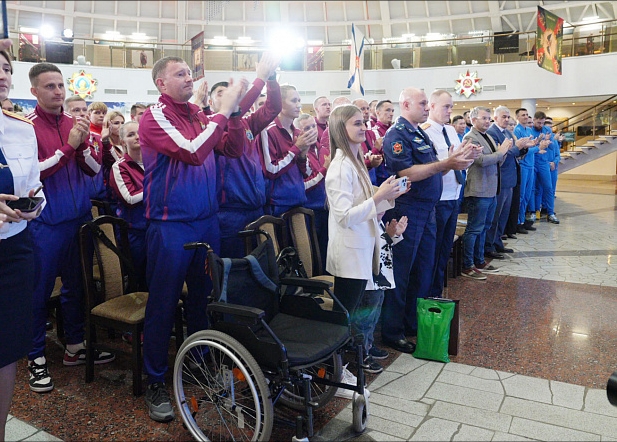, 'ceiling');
7,1,617,44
